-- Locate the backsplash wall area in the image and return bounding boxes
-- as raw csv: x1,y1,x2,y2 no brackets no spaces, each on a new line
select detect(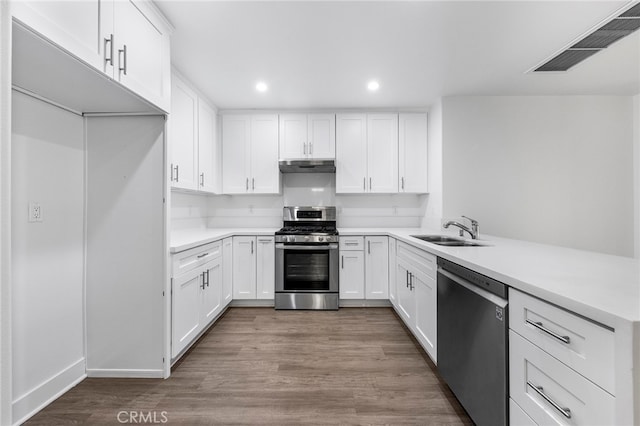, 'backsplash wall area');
171,173,429,230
